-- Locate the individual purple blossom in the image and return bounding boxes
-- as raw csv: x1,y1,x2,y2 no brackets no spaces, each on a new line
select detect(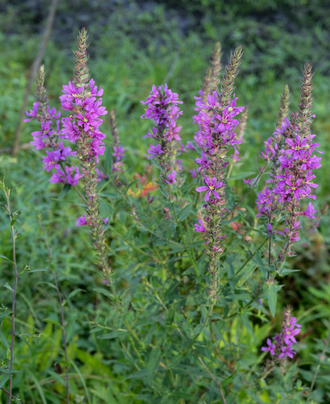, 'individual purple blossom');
190,169,197,178
261,339,276,356
76,214,88,226
196,177,224,202
95,168,108,182
278,345,296,359
303,202,317,219
113,145,125,161
103,217,109,225
194,218,206,233
42,150,62,171
147,144,163,159
165,170,177,184
243,178,255,186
